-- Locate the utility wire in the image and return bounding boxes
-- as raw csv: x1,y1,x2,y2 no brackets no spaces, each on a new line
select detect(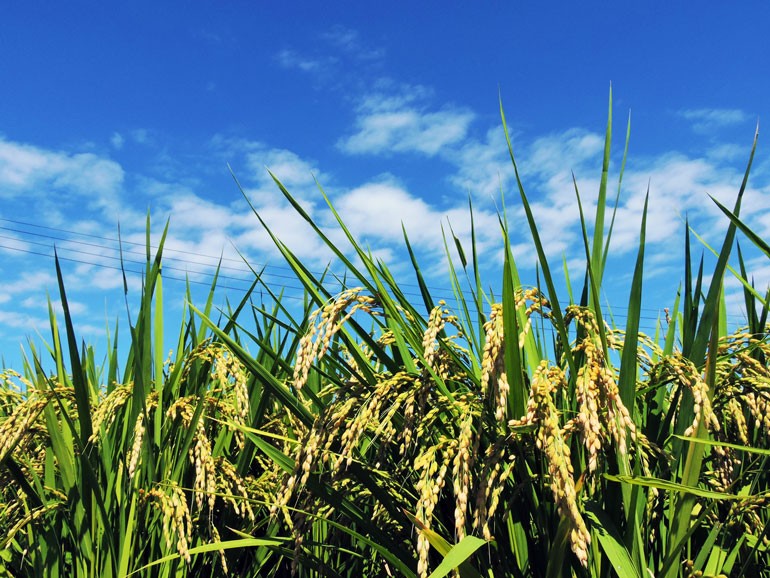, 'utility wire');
0,218,668,330
0,217,469,295
0,217,666,314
